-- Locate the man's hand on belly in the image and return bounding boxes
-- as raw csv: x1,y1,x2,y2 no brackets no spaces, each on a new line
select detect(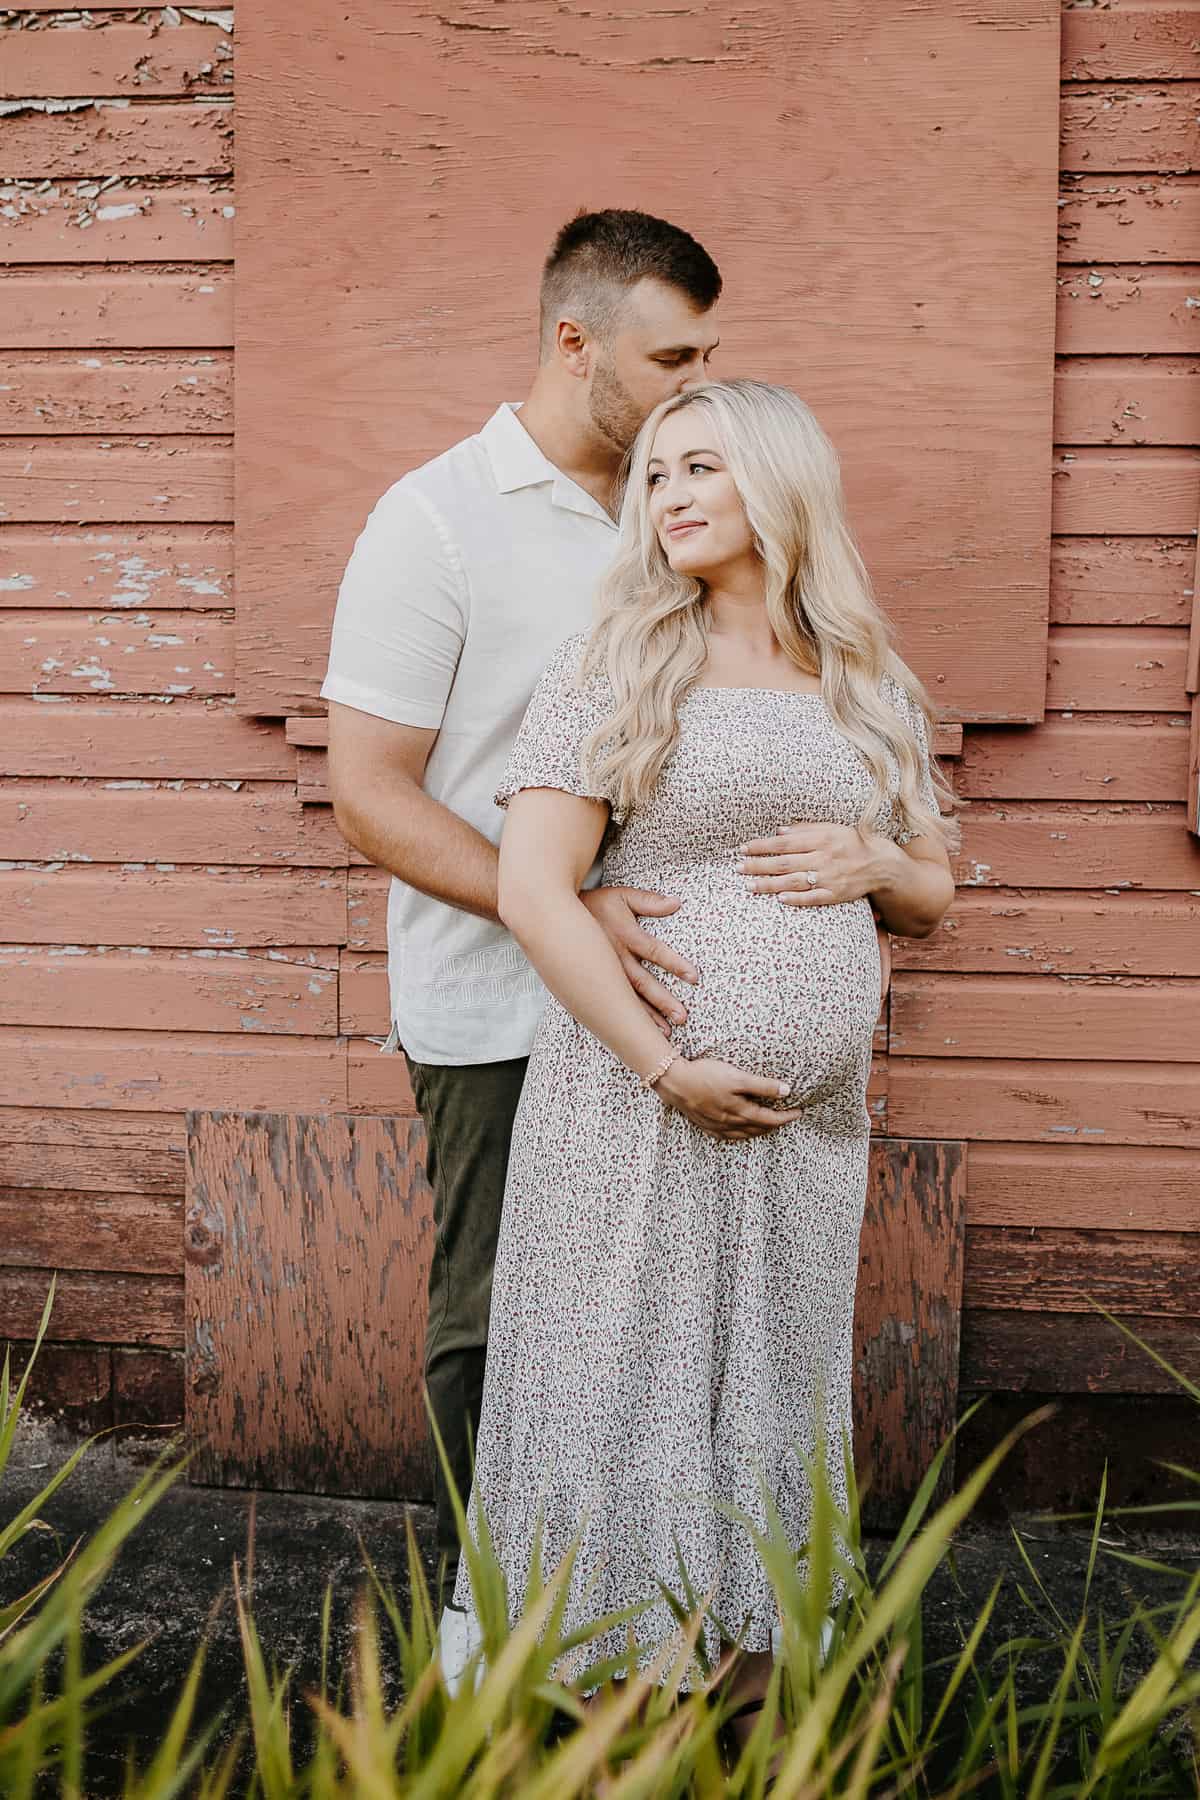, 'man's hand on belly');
737,823,890,909
580,885,698,1031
